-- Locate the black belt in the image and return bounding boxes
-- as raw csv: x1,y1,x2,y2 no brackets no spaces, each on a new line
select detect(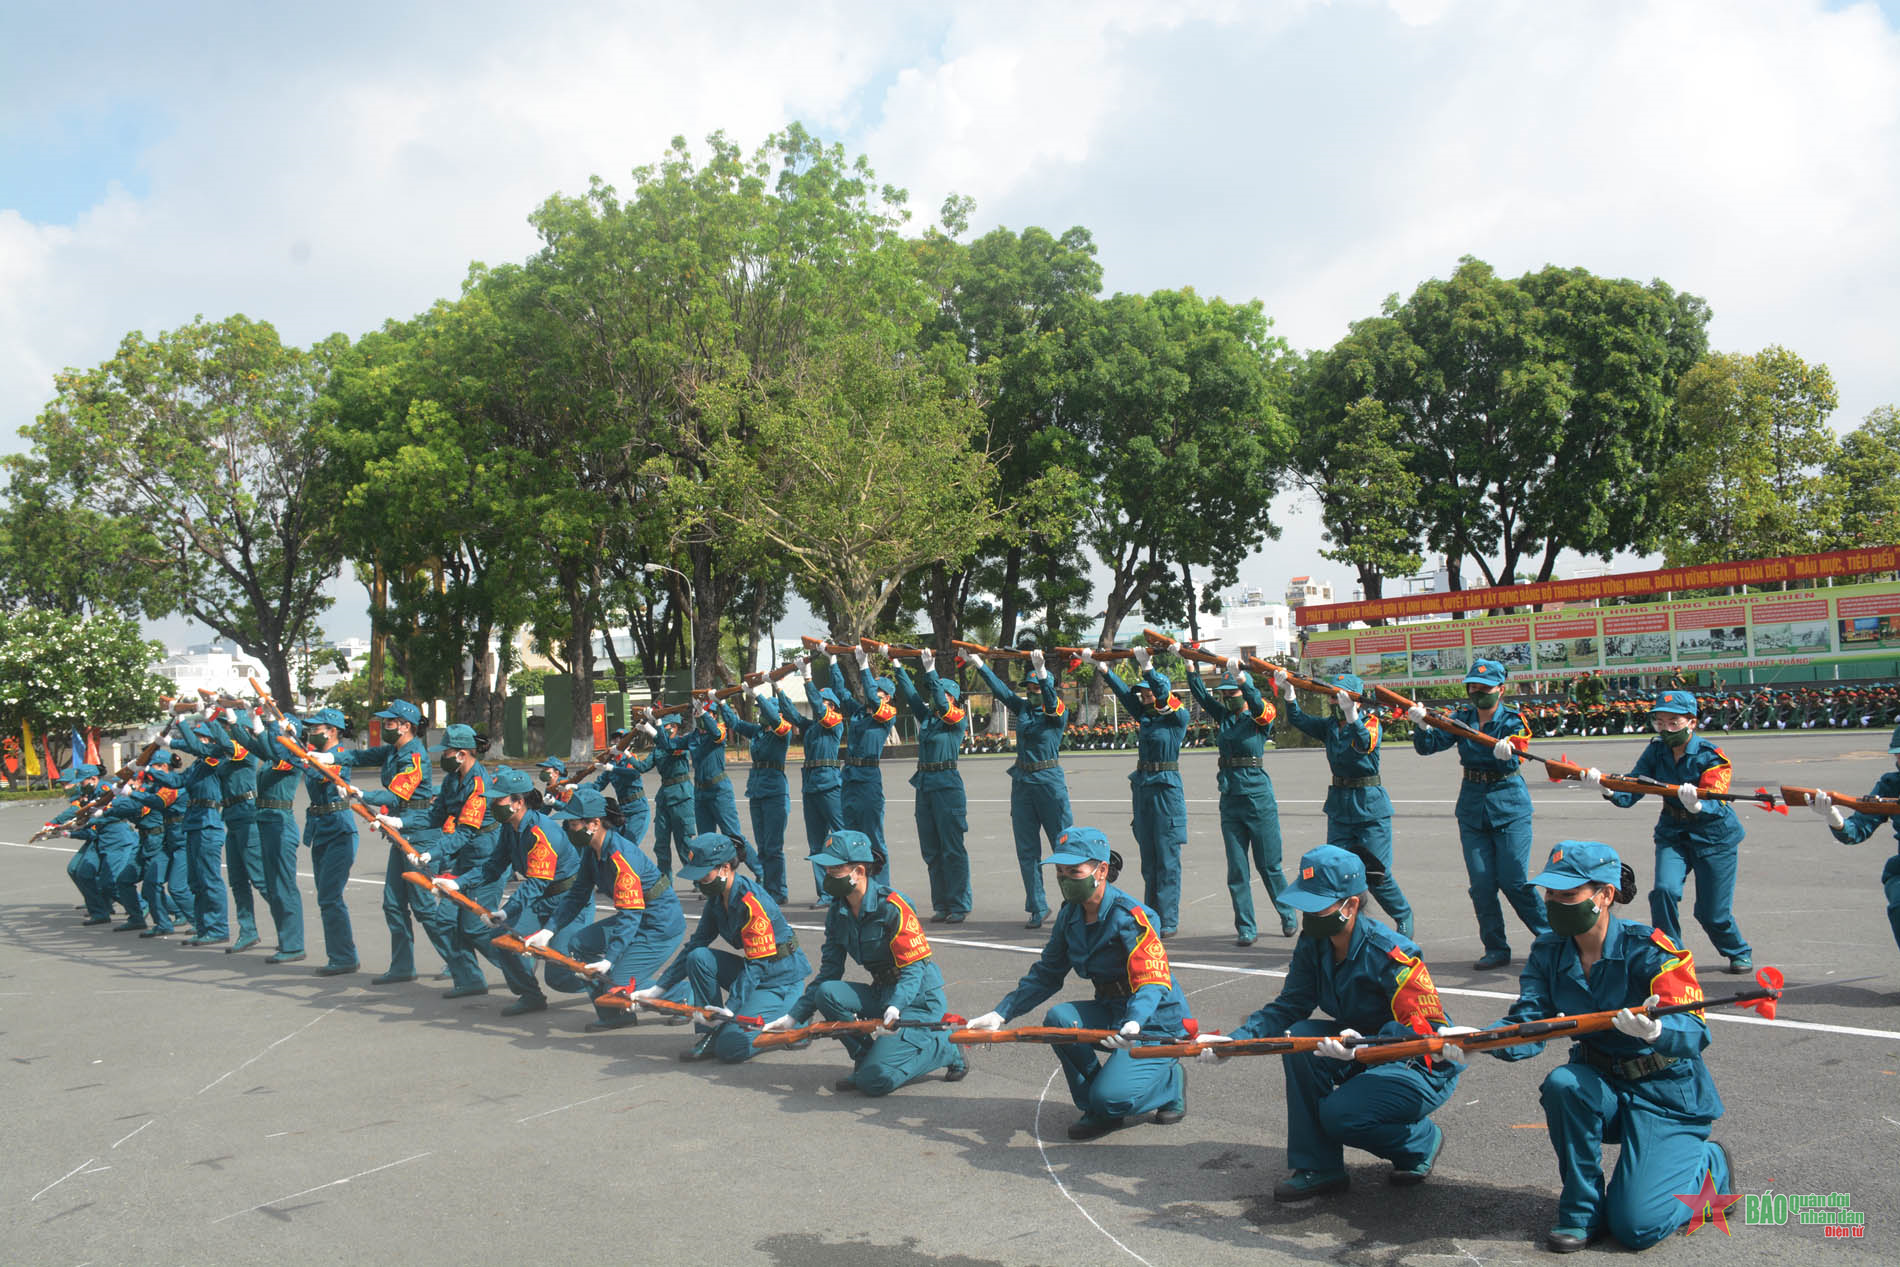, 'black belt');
661,775,692,789
870,963,907,988
1218,756,1262,770
1578,1043,1678,1081
1091,977,1131,1000
804,759,842,769
753,759,784,772
844,757,881,768
257,798,295,810
1463,768,1515,784
542,875,577,898
189,798,222,810
222,793,256,808
309,802,353,816
694,776,729,789
1332,775,1383,789
1138,761,1179,773
917,760,959,773
1015,757,1060,773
